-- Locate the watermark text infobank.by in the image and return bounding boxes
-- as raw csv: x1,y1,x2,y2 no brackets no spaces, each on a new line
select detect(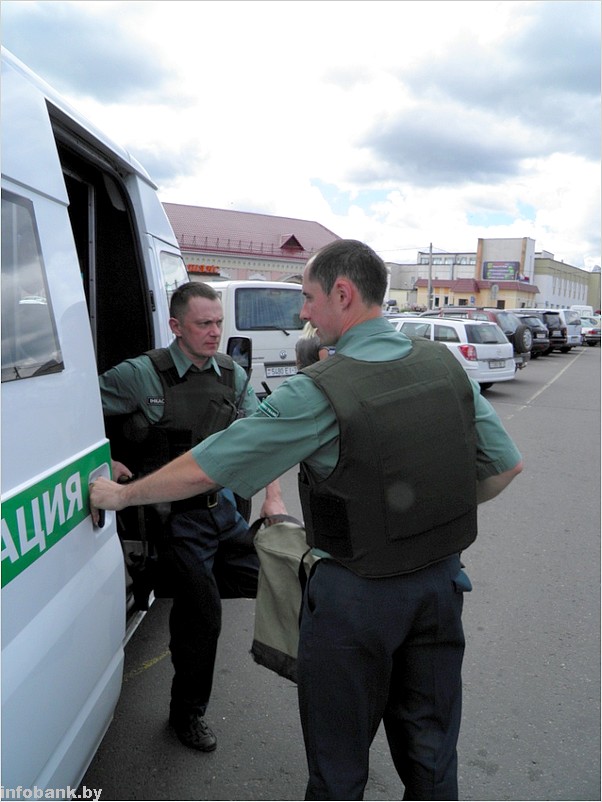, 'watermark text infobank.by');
1,788,101,801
